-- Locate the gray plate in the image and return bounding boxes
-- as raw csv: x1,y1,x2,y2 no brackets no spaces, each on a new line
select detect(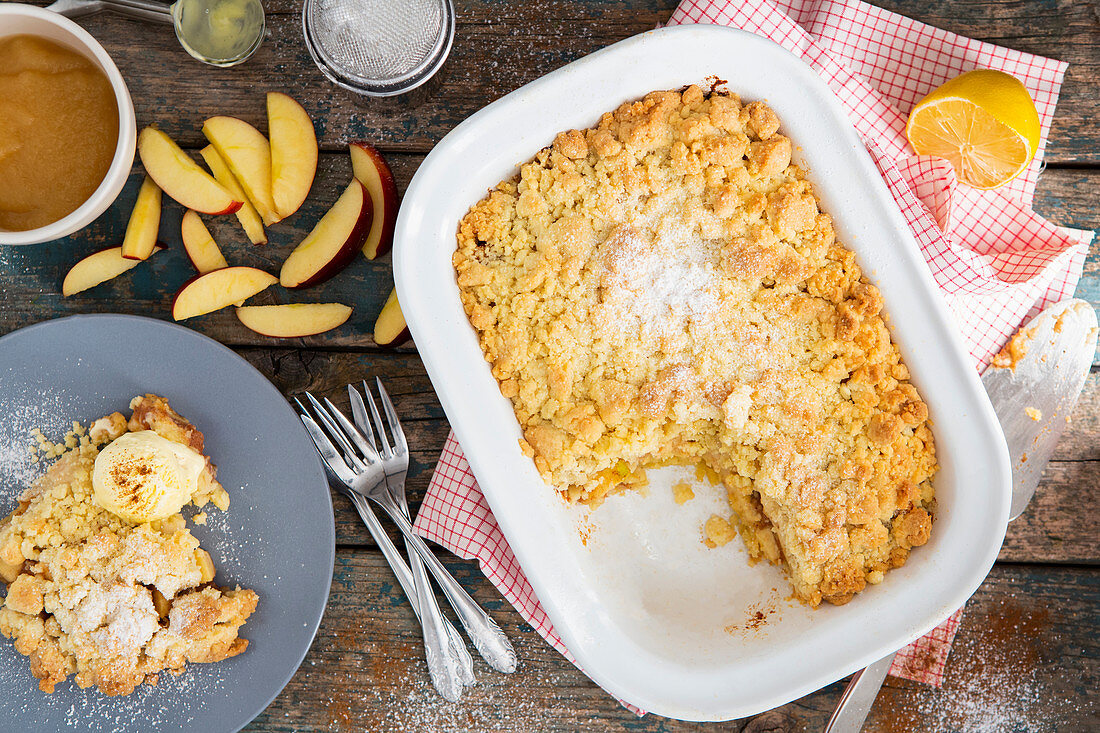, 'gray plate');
0,314,334,732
